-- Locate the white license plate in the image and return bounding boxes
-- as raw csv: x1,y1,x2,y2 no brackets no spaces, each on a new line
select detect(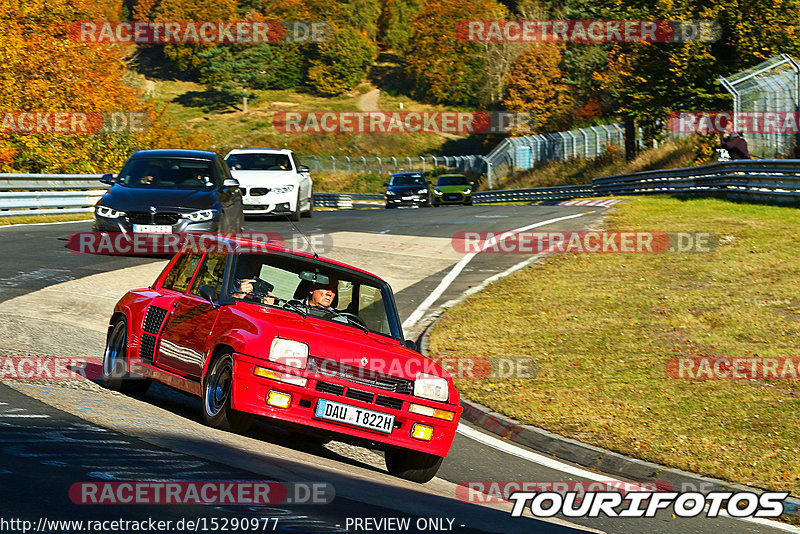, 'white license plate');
132,224,172,234
402,196,415,200
315,399,394,434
